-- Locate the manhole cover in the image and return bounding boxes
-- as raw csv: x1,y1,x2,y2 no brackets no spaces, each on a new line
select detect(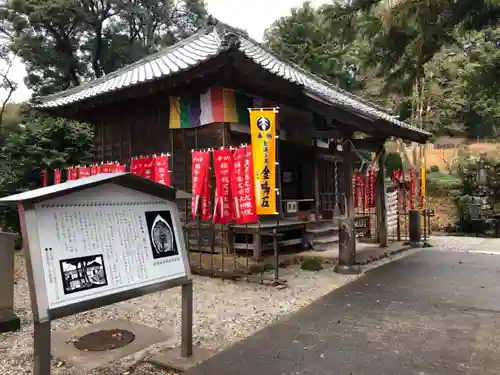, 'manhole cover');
74,329,135,352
